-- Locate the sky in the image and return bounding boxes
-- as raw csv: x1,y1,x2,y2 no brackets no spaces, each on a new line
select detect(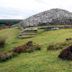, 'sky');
0,0,72,19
